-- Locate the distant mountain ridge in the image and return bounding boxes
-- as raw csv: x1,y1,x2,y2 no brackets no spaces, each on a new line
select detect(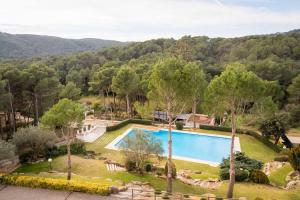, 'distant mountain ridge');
0,32,126,59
